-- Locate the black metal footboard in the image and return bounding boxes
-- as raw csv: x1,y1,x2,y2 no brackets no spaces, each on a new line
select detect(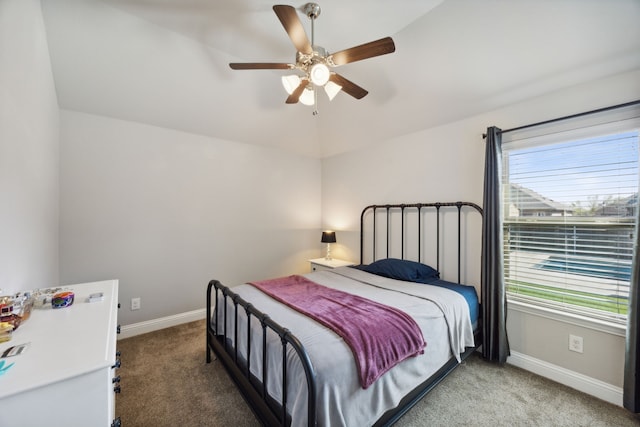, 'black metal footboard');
206,279,317,426
206,280,481,427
